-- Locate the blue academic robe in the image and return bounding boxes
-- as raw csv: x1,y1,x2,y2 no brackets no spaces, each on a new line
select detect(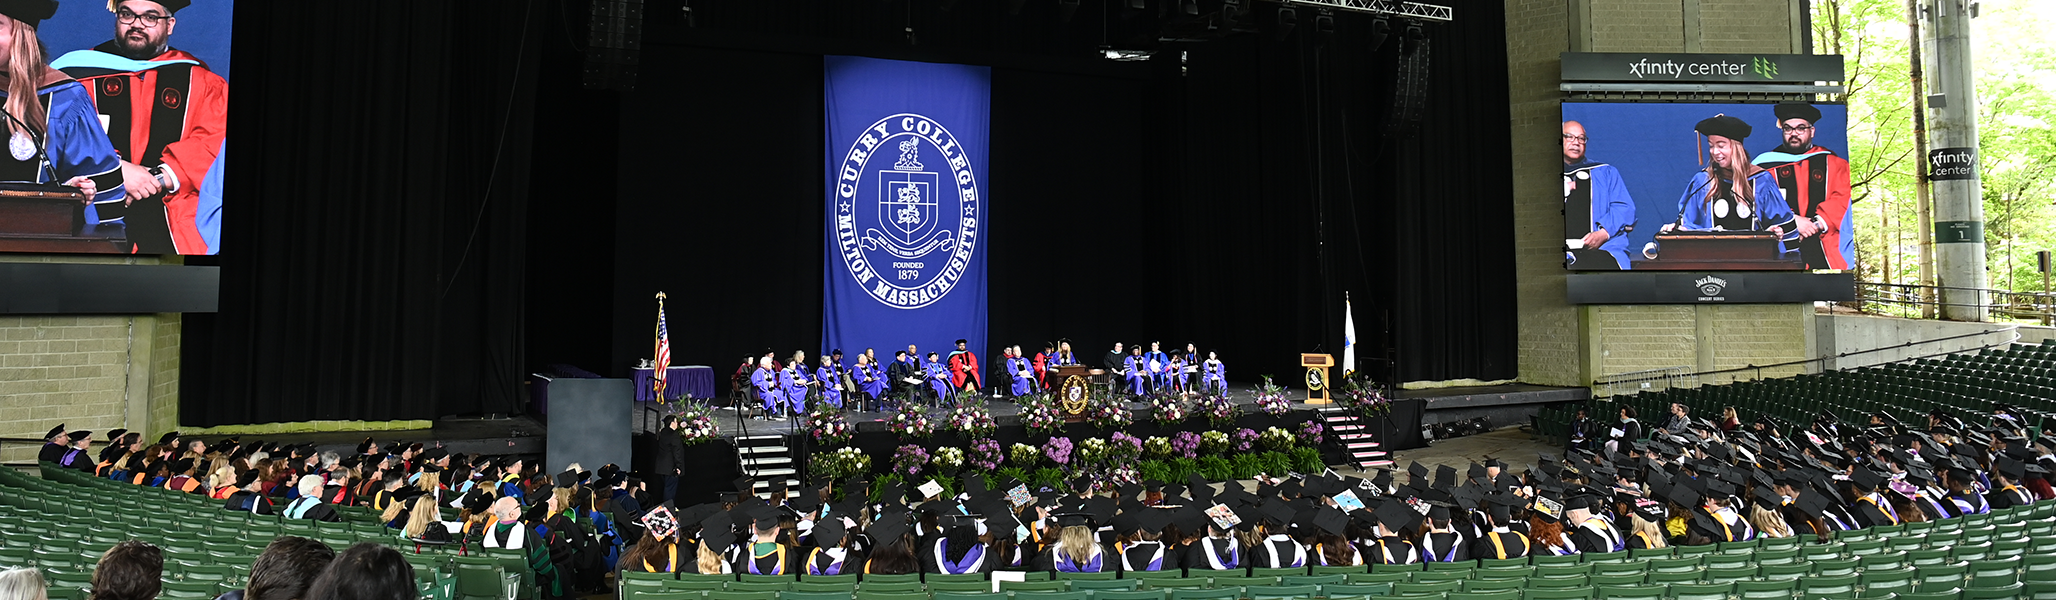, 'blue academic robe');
815,366,843,408
1007,357,1034,396
924,360,952,400
1565,160,1635,269
781,367,809,413
1672,169,1798,255
1125,355,1150,395
752,368,782,412
858,363,887,398
1144,351,1169,386
1,80,125,222
1202,360,1226,393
